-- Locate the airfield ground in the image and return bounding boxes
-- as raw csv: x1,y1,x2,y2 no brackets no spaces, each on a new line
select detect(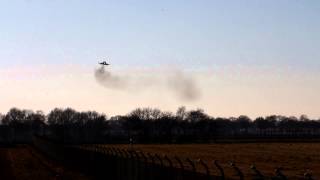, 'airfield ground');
0,143,319,179
0,145,91,180
111,143,320,178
